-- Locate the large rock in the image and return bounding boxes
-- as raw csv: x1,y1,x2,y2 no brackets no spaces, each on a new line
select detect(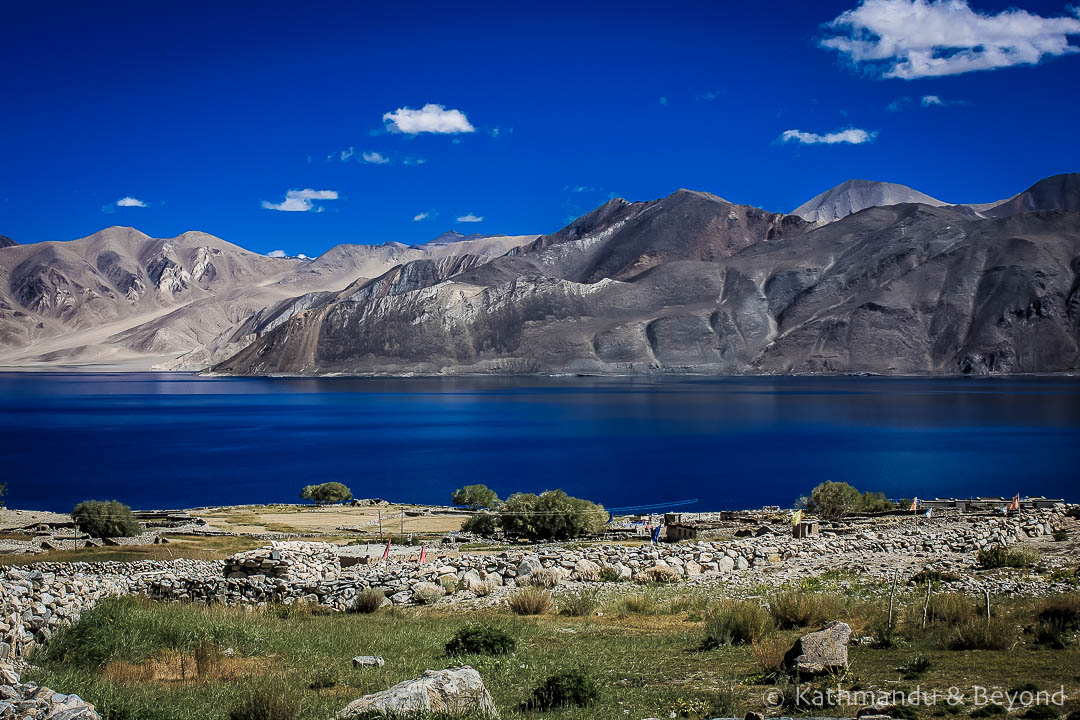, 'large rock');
571,559,600,582
337,666,497,718
783,621,851,678
516,555,542,579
